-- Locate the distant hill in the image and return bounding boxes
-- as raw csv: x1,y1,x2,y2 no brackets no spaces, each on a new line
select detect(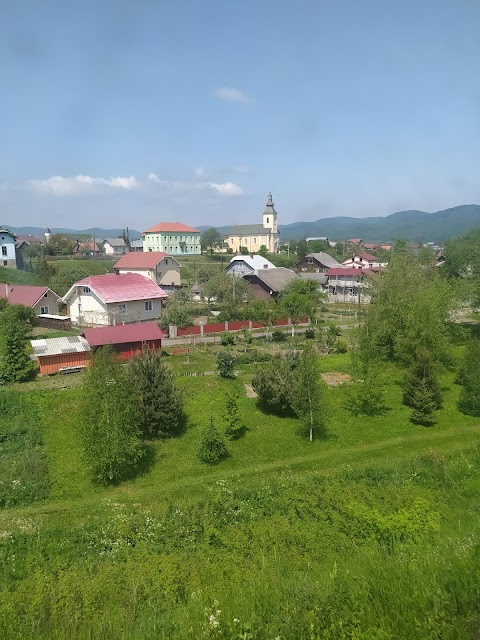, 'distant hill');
7,227,142,241
8,204,480,245
277,205,480,242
